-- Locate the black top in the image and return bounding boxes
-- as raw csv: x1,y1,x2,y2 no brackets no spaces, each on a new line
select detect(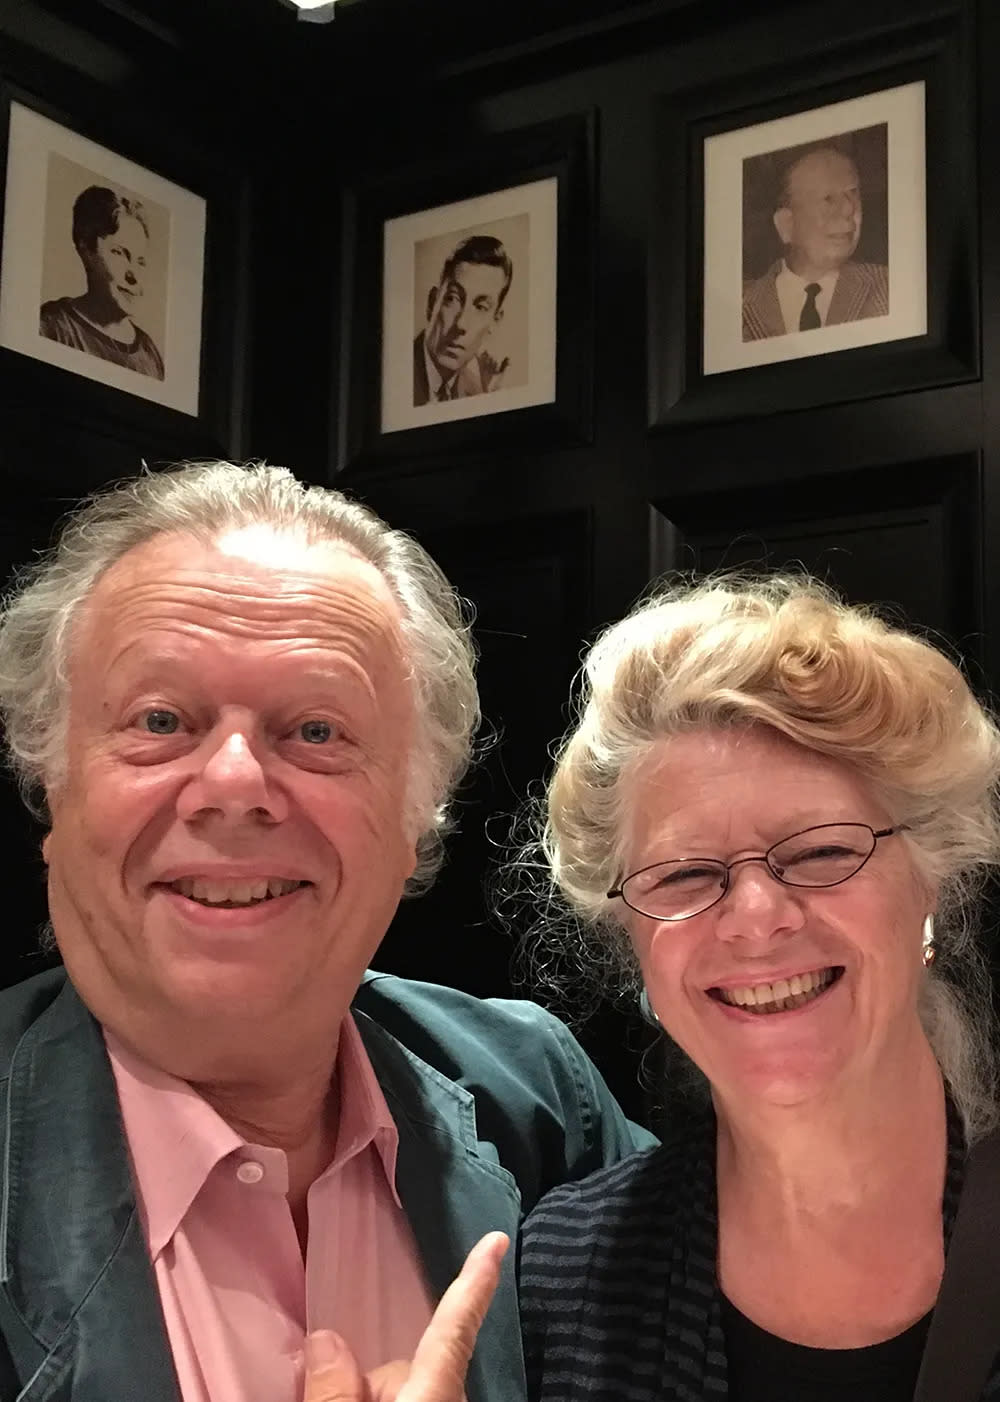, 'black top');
519,1105,980,1402
722,1293,932,1402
